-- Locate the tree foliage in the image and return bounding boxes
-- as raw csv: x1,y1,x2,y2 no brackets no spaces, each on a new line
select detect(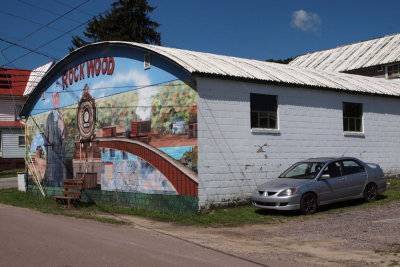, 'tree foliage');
266,57,294,64
70,0,161,51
